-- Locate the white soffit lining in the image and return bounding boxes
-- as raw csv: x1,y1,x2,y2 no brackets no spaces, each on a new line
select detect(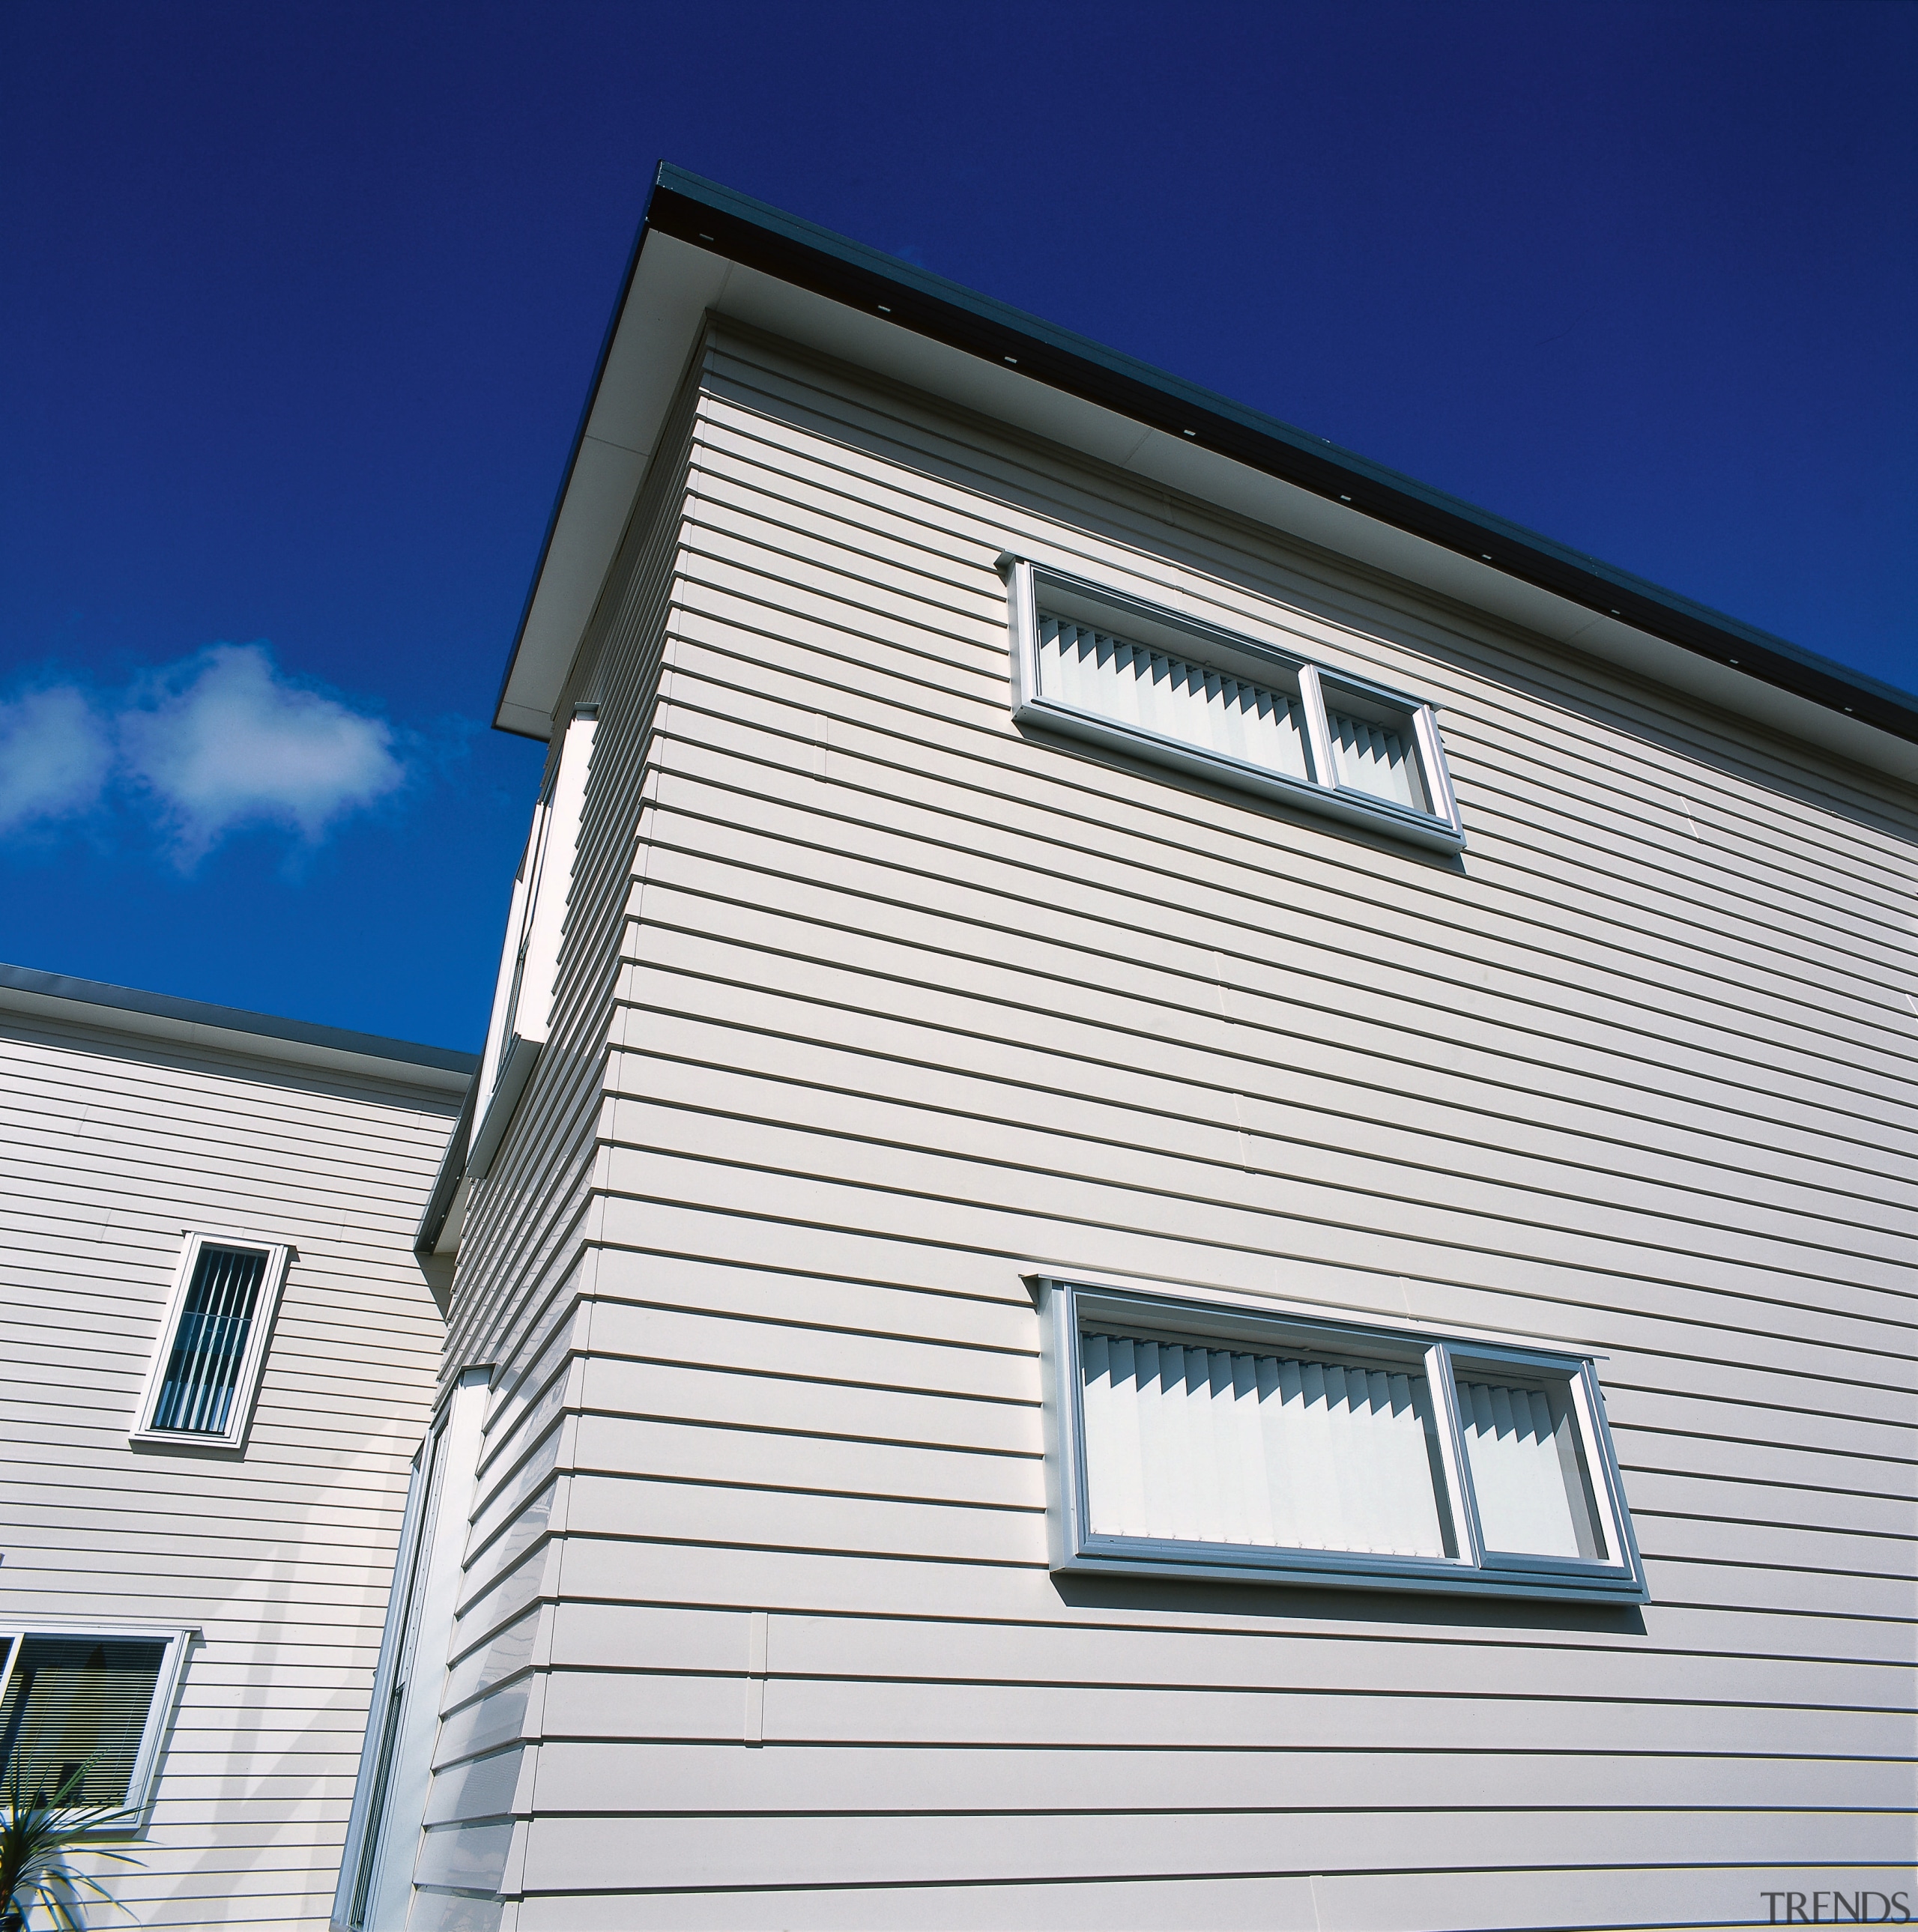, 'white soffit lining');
497,237,733,739
503,234,1917,787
